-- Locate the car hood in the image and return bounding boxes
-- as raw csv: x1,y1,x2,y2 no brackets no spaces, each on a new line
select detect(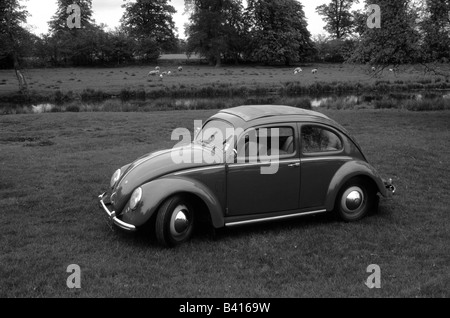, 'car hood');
112,143,222,212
